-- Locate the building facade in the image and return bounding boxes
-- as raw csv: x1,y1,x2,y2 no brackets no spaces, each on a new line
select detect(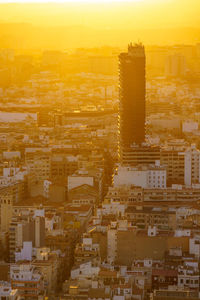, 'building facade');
119,43,146,161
